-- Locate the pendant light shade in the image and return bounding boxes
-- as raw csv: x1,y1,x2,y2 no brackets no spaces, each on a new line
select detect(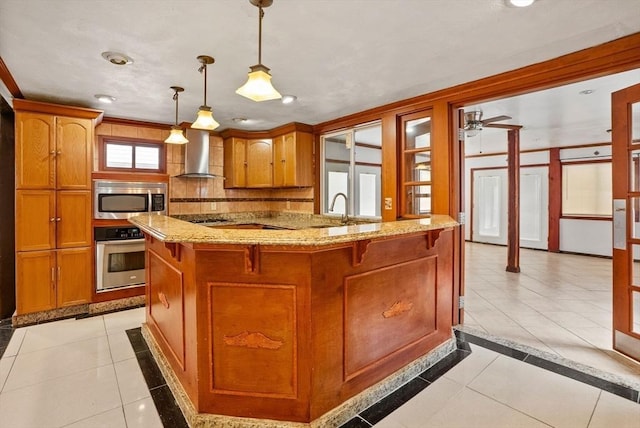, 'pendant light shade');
164,86,189,145
236,0,282,102
191,55,220,131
